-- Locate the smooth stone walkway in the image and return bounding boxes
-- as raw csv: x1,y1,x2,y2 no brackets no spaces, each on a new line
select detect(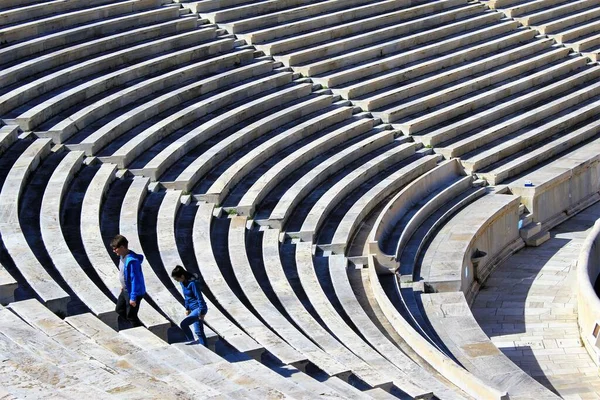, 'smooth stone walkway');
473,202,600,399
